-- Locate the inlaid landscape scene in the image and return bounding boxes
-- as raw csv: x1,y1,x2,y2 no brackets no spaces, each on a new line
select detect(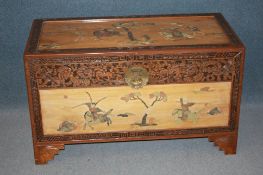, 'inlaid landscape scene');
40,82,231,135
